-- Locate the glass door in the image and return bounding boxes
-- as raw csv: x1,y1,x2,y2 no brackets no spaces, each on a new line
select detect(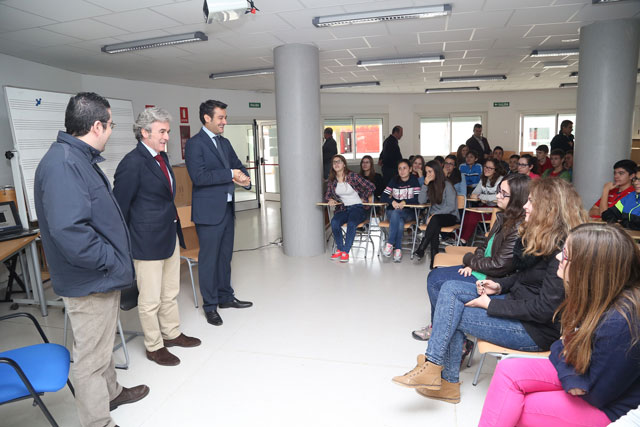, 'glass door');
257,120,280,201
223,123,259,211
